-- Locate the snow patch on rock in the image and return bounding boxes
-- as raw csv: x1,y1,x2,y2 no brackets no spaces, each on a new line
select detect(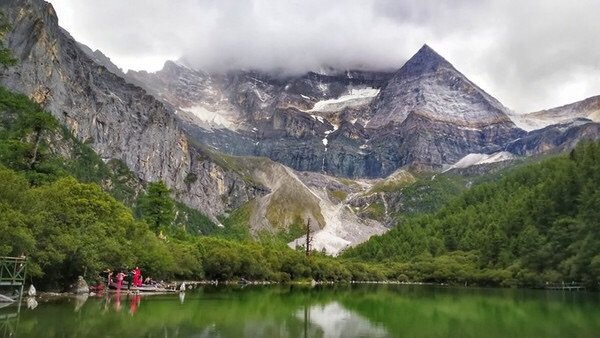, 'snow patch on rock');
308,87,380,112
444,151,516,172
509,96,600,131
509,112,599,131
311,115,325,123
181,105,238,130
